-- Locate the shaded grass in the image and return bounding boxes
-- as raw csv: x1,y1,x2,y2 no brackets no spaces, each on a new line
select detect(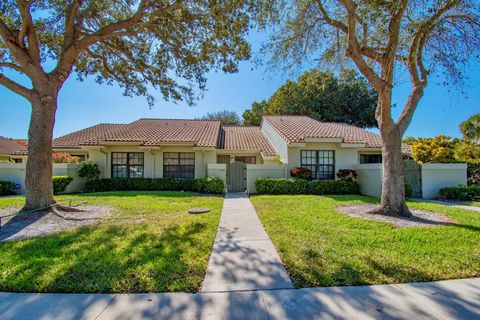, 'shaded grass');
251,195,480,288
0,191,223,293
